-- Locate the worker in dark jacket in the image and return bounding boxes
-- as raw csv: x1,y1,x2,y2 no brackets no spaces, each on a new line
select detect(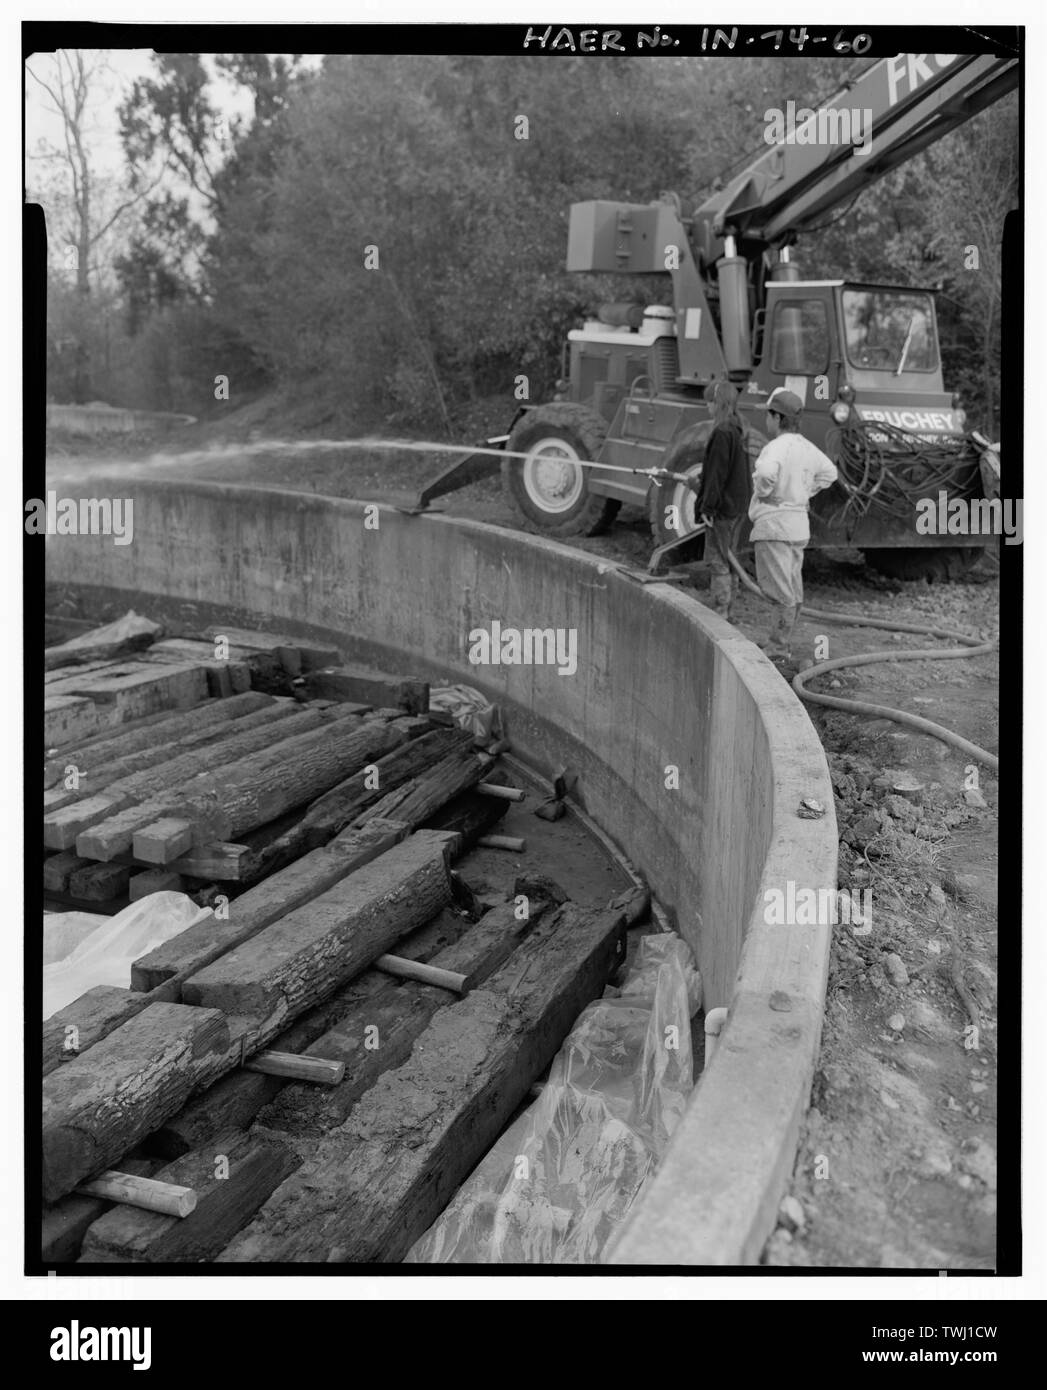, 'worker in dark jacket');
661,381,750,621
